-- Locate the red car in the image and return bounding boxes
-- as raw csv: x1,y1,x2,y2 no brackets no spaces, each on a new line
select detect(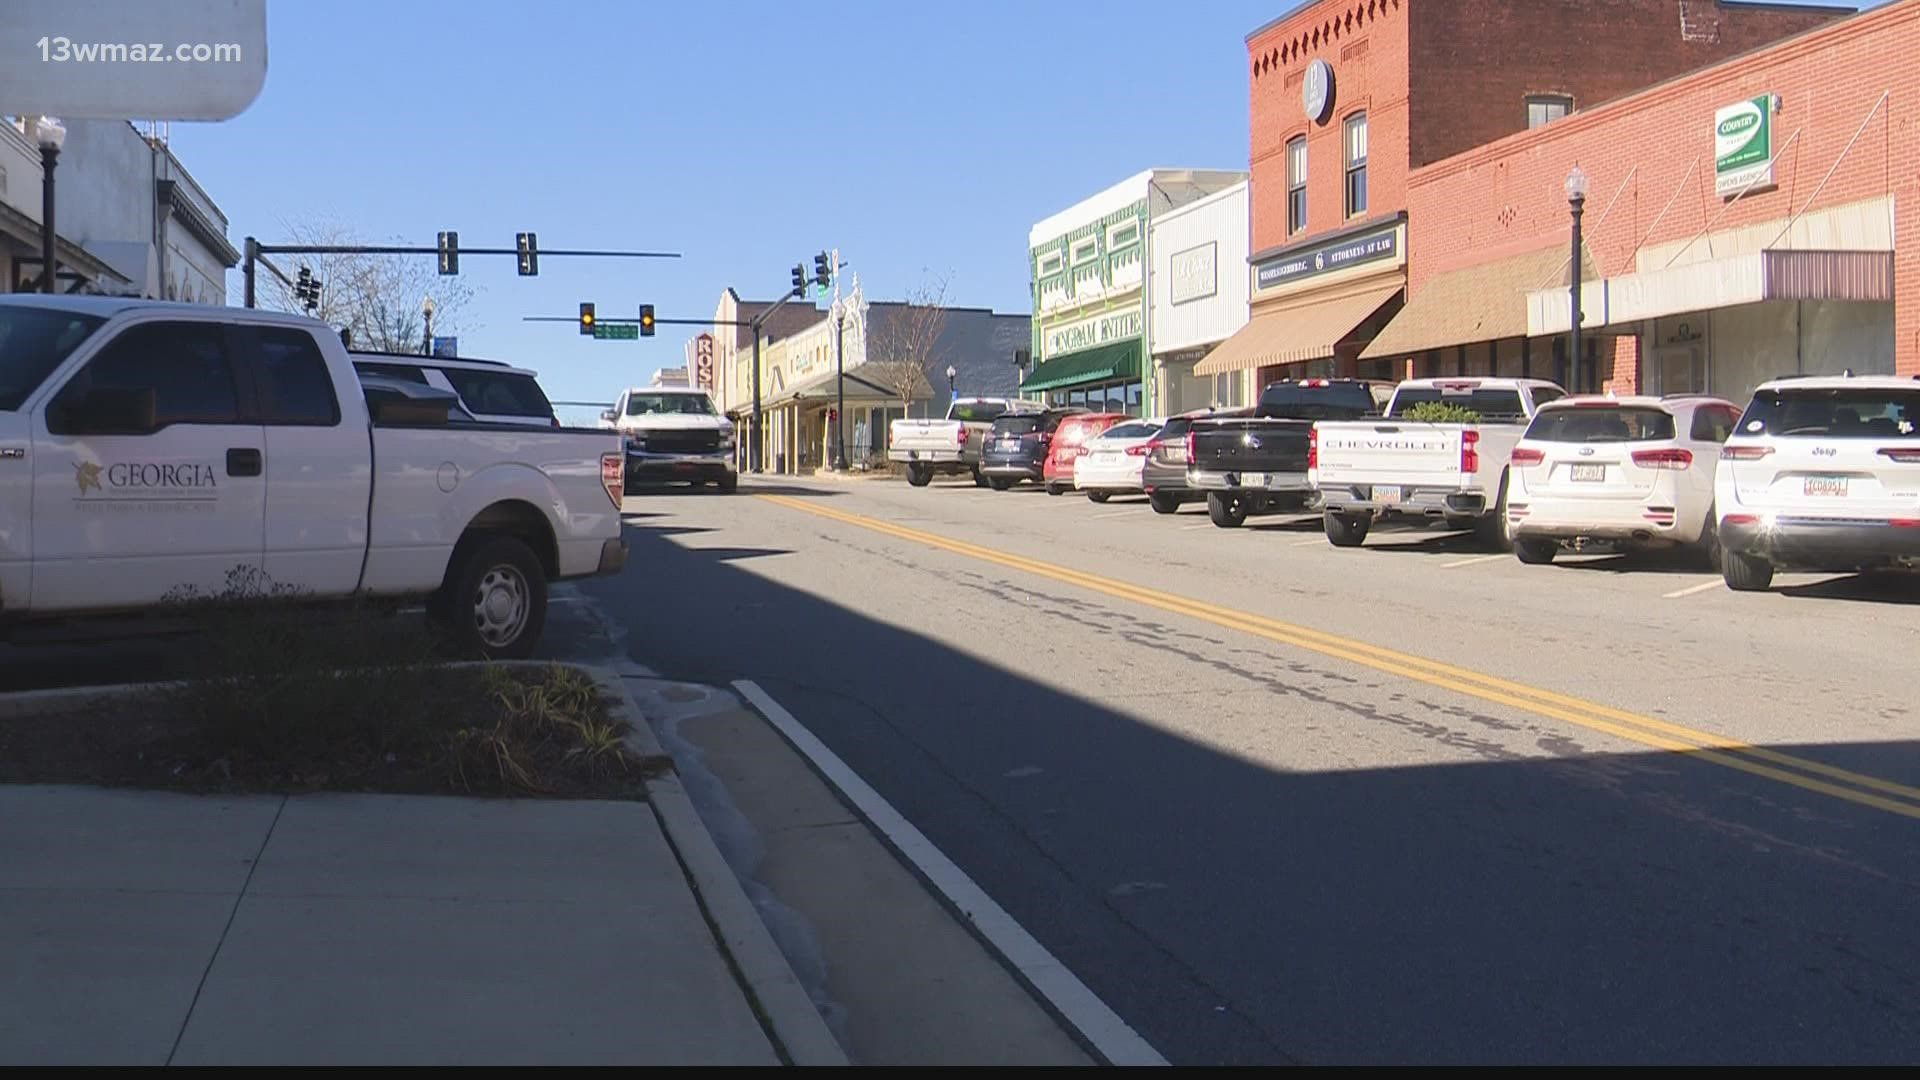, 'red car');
1043,412,1129,495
